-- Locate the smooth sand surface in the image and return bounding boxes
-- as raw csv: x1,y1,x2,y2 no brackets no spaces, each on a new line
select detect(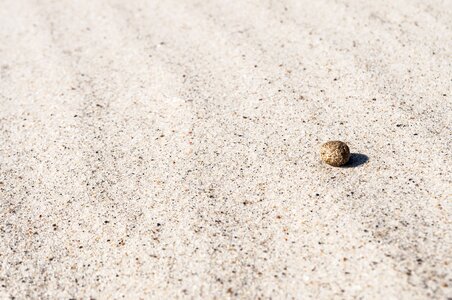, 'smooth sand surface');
1,0,451,299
